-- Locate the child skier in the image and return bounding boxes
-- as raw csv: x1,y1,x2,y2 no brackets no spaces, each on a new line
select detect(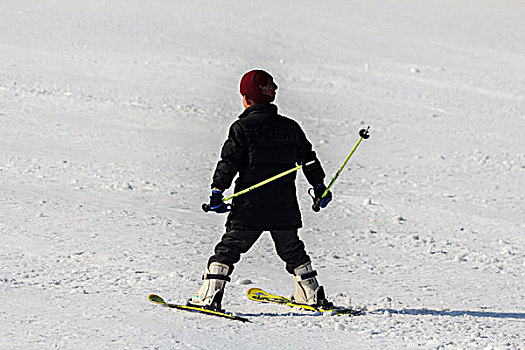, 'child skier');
189,69,333,311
